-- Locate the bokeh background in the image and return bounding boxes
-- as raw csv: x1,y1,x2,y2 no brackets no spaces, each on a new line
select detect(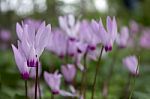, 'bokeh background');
0,0,150,99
